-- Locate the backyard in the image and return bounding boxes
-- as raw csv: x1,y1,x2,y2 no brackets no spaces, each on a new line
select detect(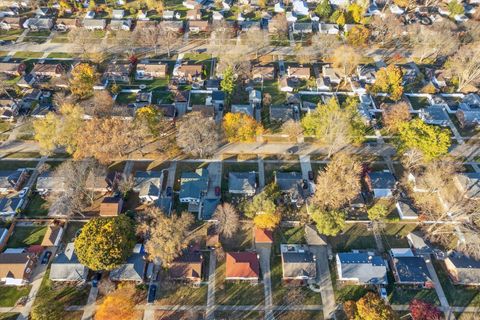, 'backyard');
0,286,31,307
6,226,47,248
22,194,49,217
328,224,377,252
